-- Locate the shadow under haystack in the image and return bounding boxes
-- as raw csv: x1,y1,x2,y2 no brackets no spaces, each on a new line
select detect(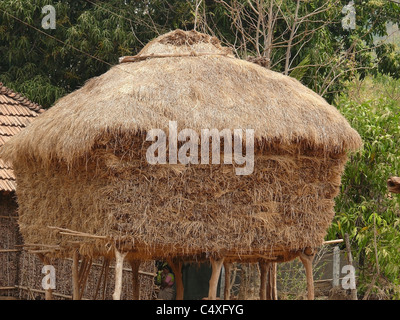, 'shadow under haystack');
0,29,362,300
